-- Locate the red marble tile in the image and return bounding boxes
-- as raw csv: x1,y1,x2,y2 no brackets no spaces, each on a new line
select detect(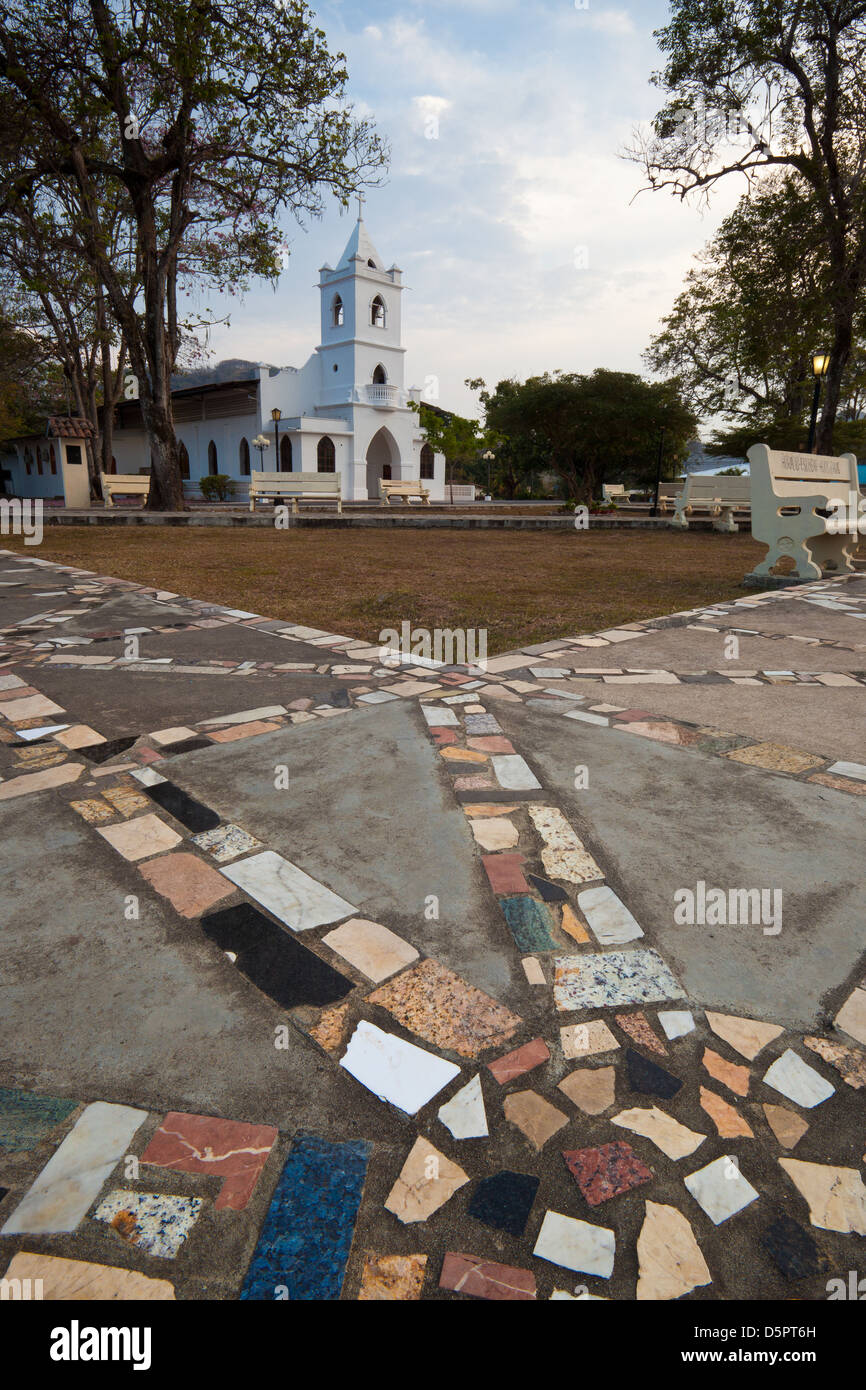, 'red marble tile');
430,727,459,746
439,1252,536,1301
482,852,531,895
488,1037,551,1084
615,1011,668,1056
467,736,516,754
453,774,495,791
140,1111,277,1210
562,1141,653,1206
